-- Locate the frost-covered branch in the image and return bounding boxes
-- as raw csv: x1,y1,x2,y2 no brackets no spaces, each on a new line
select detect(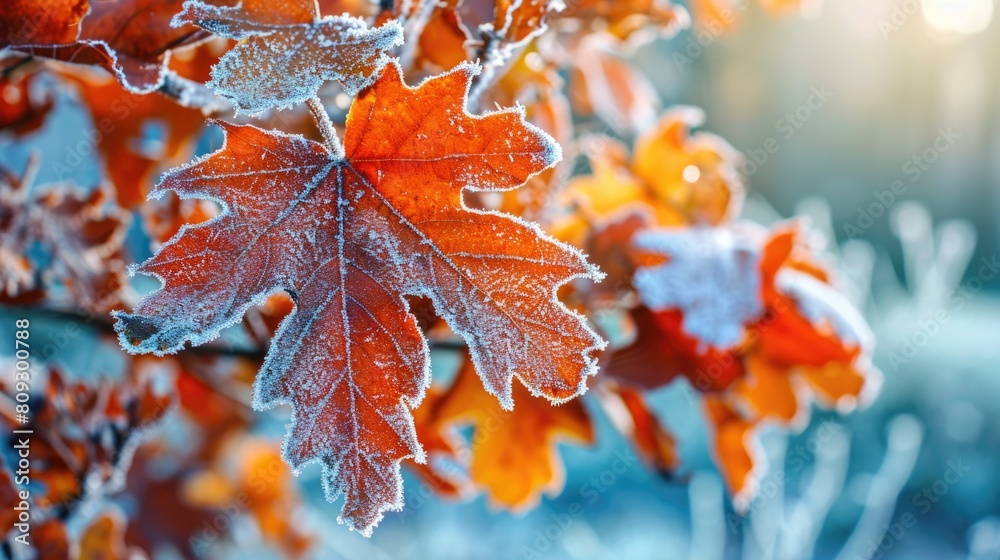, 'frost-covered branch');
158,71,233,116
